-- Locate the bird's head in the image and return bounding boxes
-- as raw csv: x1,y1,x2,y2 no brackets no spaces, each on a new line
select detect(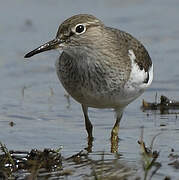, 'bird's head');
24,14,104,58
